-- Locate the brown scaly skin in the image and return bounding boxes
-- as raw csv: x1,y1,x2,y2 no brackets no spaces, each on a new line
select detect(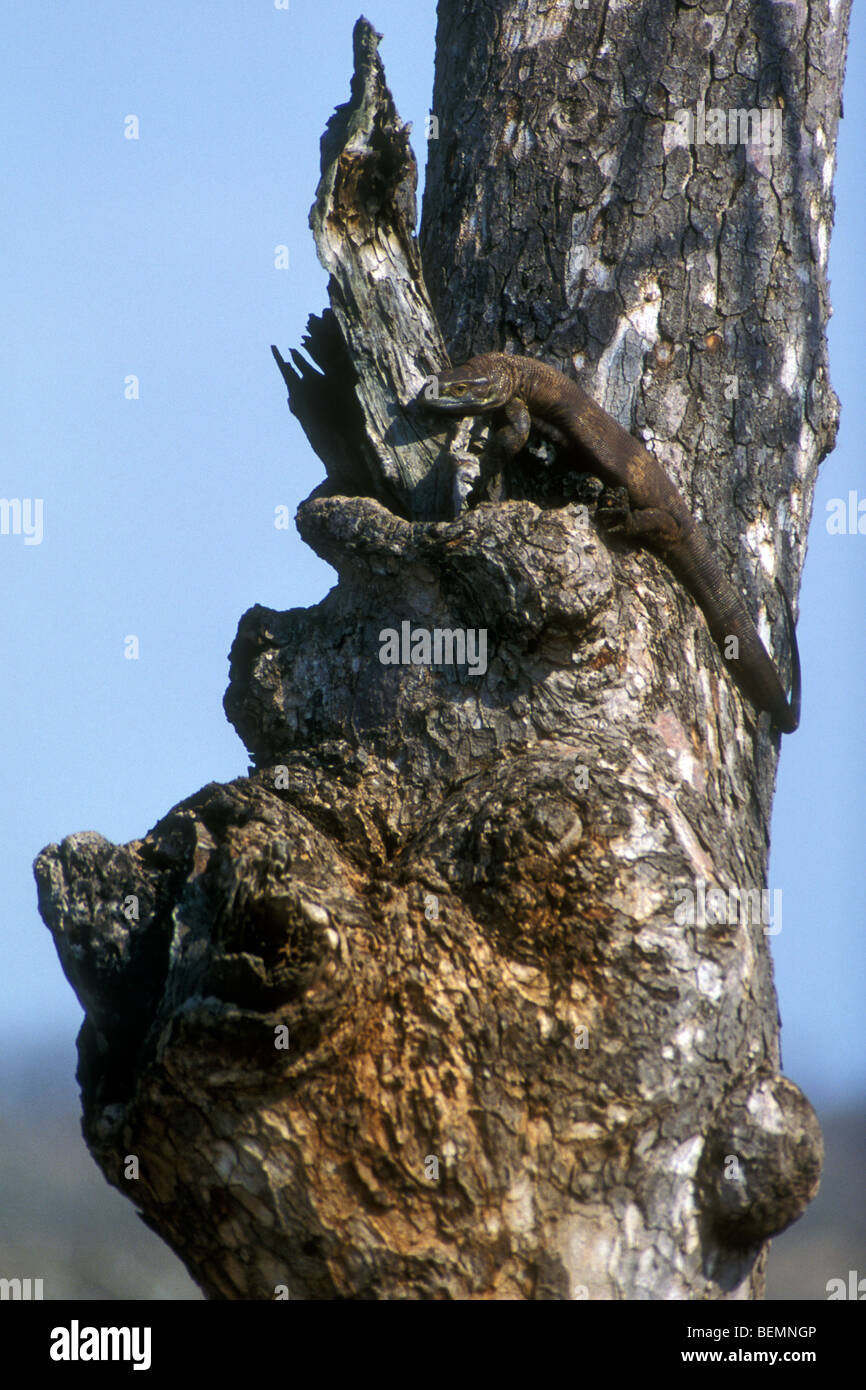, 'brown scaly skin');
422,353,800,733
